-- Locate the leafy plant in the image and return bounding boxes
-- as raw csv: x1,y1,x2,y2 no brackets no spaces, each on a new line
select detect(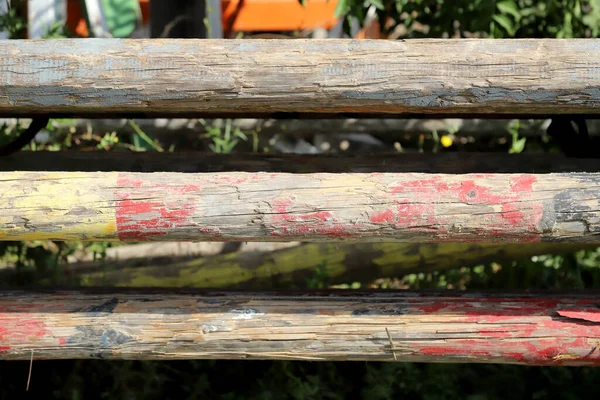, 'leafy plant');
0,0,26,38
507,120,527,154
305,260,329,288
199,118,256,153
323,0,600,39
